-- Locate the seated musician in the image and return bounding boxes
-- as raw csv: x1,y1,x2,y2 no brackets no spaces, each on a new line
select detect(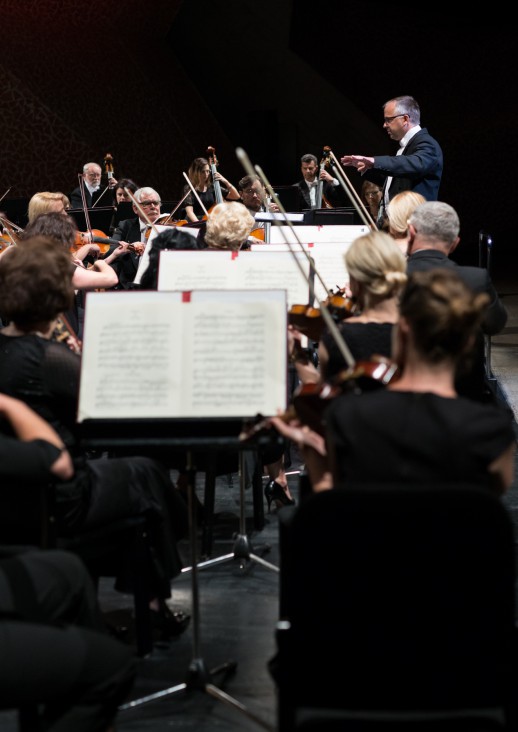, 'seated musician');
270,269,516,495
182,156,240,223
108,186,164,289
0,239,191,639
0,392,136,730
